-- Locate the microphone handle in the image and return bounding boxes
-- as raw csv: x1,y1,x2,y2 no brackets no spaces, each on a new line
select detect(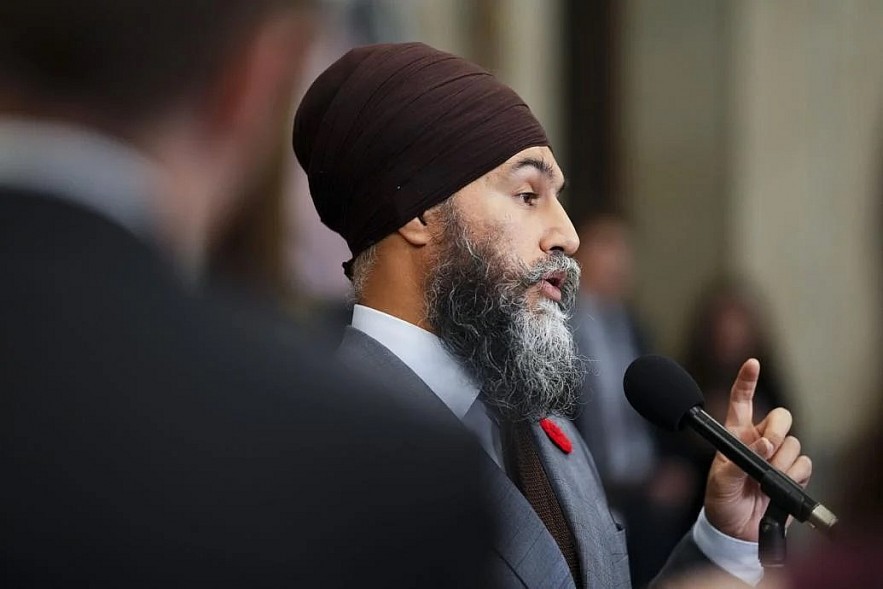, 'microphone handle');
684,406,823,526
